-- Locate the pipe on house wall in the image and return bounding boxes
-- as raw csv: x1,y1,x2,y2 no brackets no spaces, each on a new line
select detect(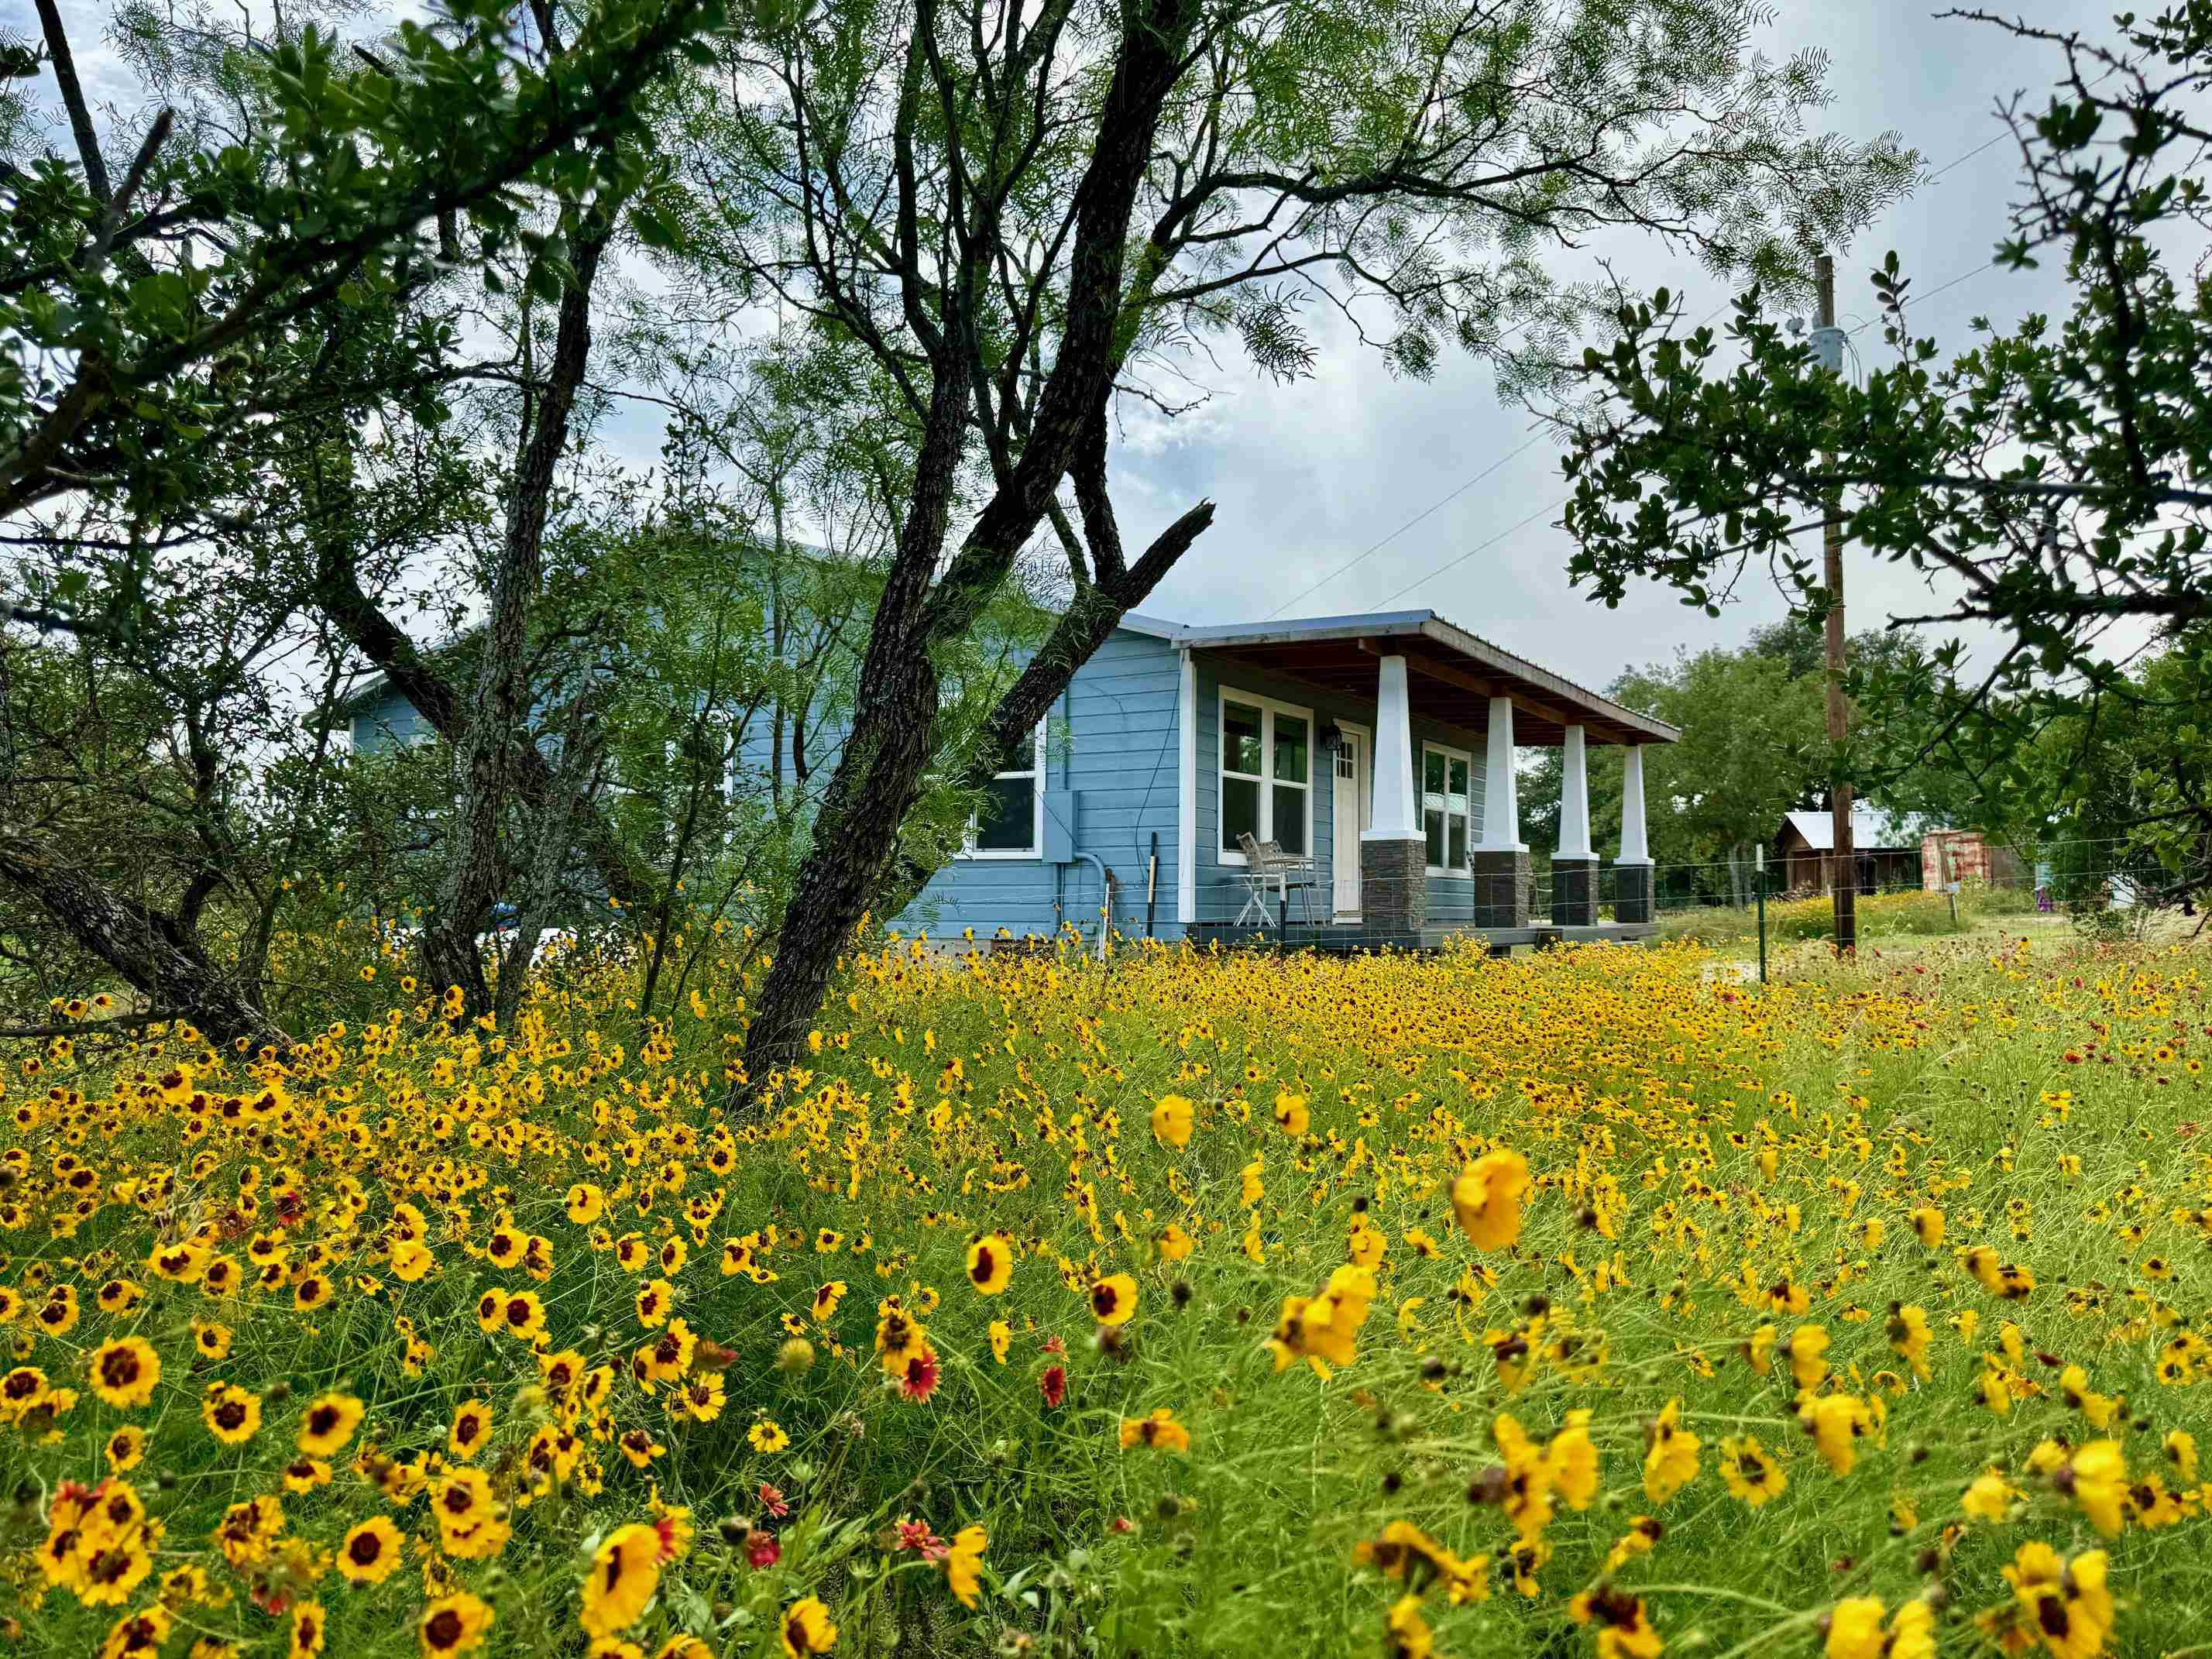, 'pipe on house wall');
1074,853,1111,959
